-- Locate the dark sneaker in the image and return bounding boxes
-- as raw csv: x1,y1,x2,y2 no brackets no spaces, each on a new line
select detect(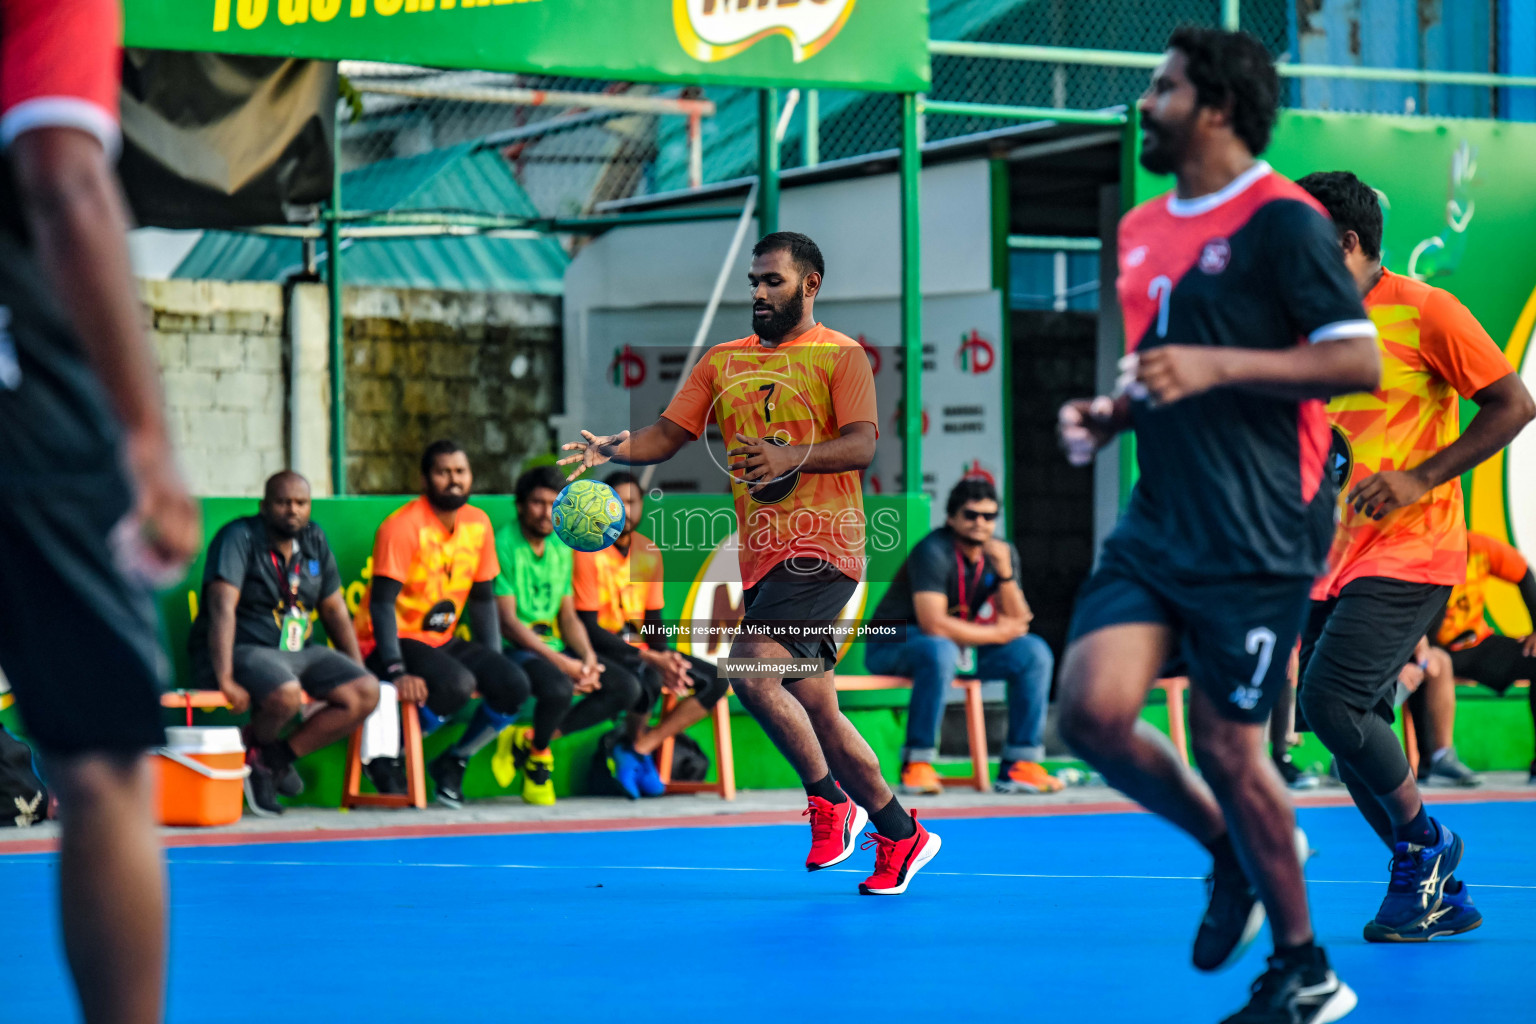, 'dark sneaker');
276,764,304,798
429,753,467,809
1364,821,1464,942
1363,876,1483,942
365,755,407,795
243,747,283,818
1419,749,1481,788
1194,858,1264,972
1274,751,1320,791
1221,949,1356,1024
